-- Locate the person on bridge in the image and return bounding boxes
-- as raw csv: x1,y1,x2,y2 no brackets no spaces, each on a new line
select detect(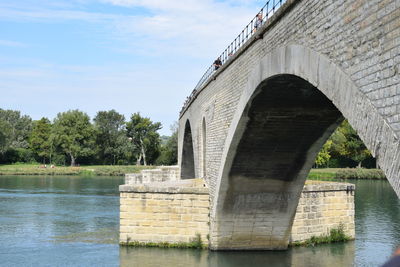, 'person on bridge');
213,57,222,71
253,12,263,33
